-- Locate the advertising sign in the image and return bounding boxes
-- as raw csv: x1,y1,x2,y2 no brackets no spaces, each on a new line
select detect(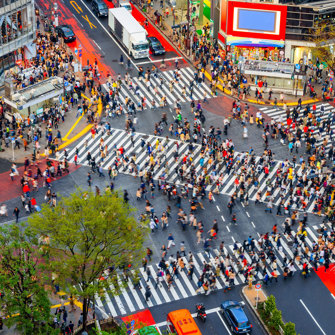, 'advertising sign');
219,0,287,45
